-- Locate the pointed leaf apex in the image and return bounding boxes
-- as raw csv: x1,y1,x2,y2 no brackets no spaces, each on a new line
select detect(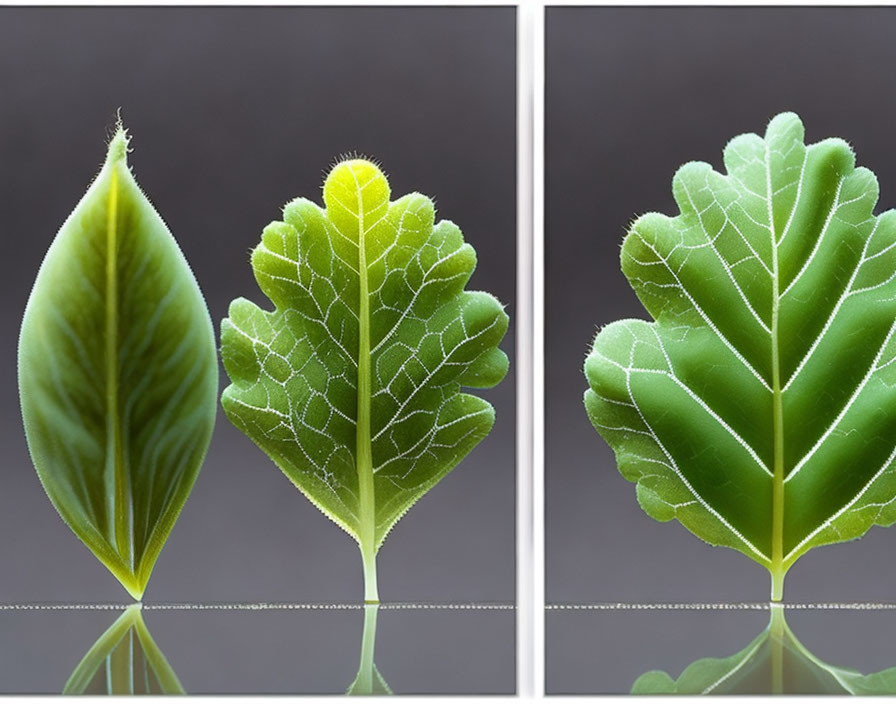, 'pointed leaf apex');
106,118,130,165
